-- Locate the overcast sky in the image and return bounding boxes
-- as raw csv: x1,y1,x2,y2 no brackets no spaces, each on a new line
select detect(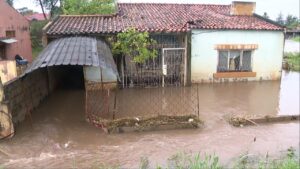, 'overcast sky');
13,0,299,20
